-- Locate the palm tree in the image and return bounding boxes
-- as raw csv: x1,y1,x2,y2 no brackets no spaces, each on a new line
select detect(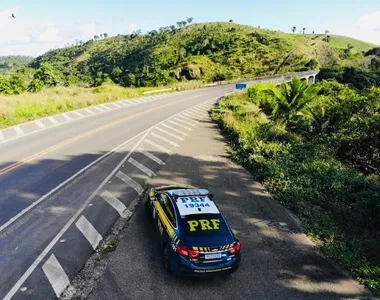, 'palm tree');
302,28,306,34
292,26,296,33
268,77,319,126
